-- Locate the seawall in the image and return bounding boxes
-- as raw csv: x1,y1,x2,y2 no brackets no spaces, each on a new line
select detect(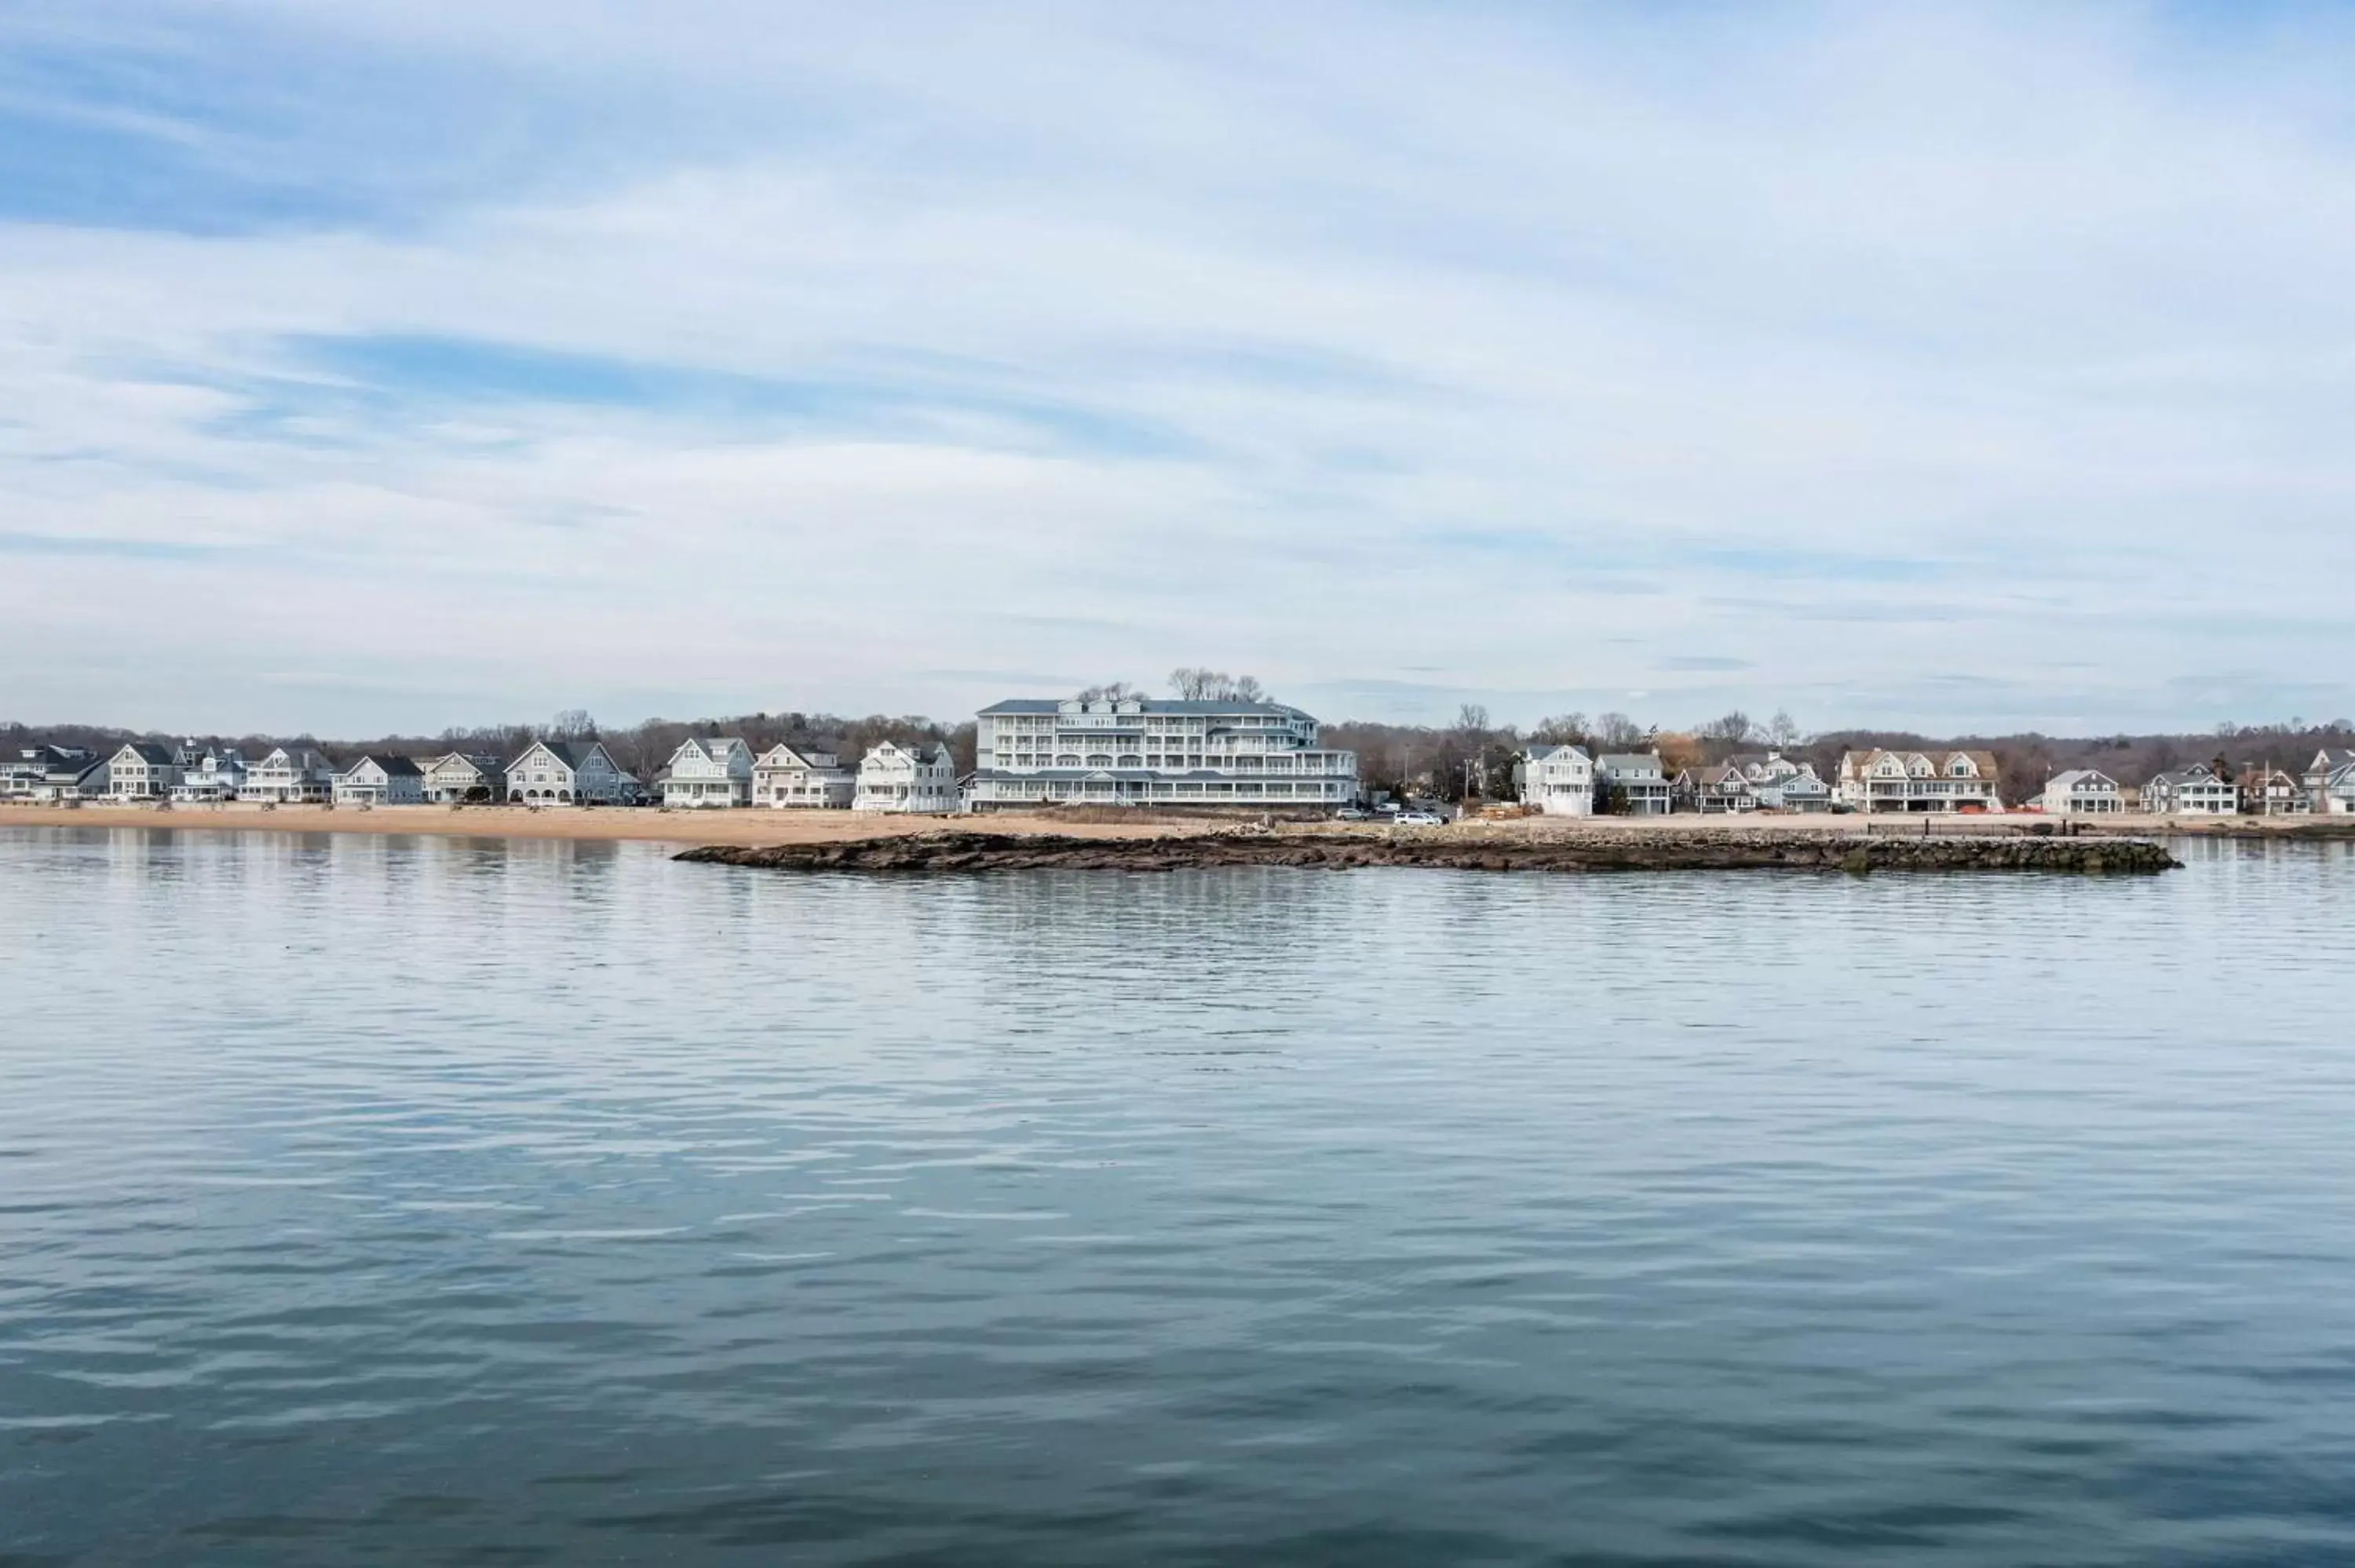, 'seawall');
677,830,2180,875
